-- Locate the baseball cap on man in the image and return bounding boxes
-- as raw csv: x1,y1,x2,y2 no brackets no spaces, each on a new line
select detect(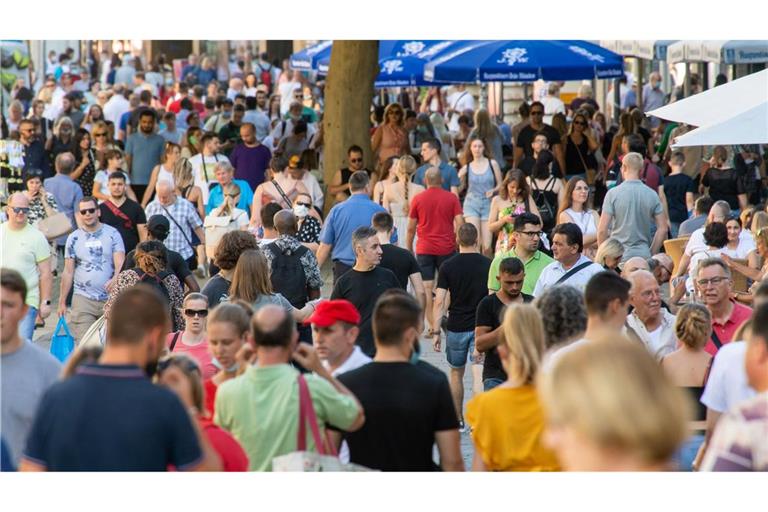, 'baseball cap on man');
147,215,170,238
304,300,360,327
